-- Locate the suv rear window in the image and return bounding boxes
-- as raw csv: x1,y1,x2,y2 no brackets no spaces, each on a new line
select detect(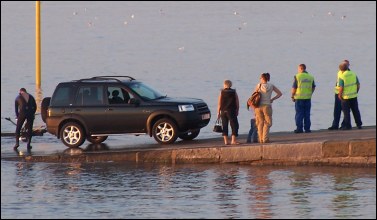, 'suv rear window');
51,86,73,106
